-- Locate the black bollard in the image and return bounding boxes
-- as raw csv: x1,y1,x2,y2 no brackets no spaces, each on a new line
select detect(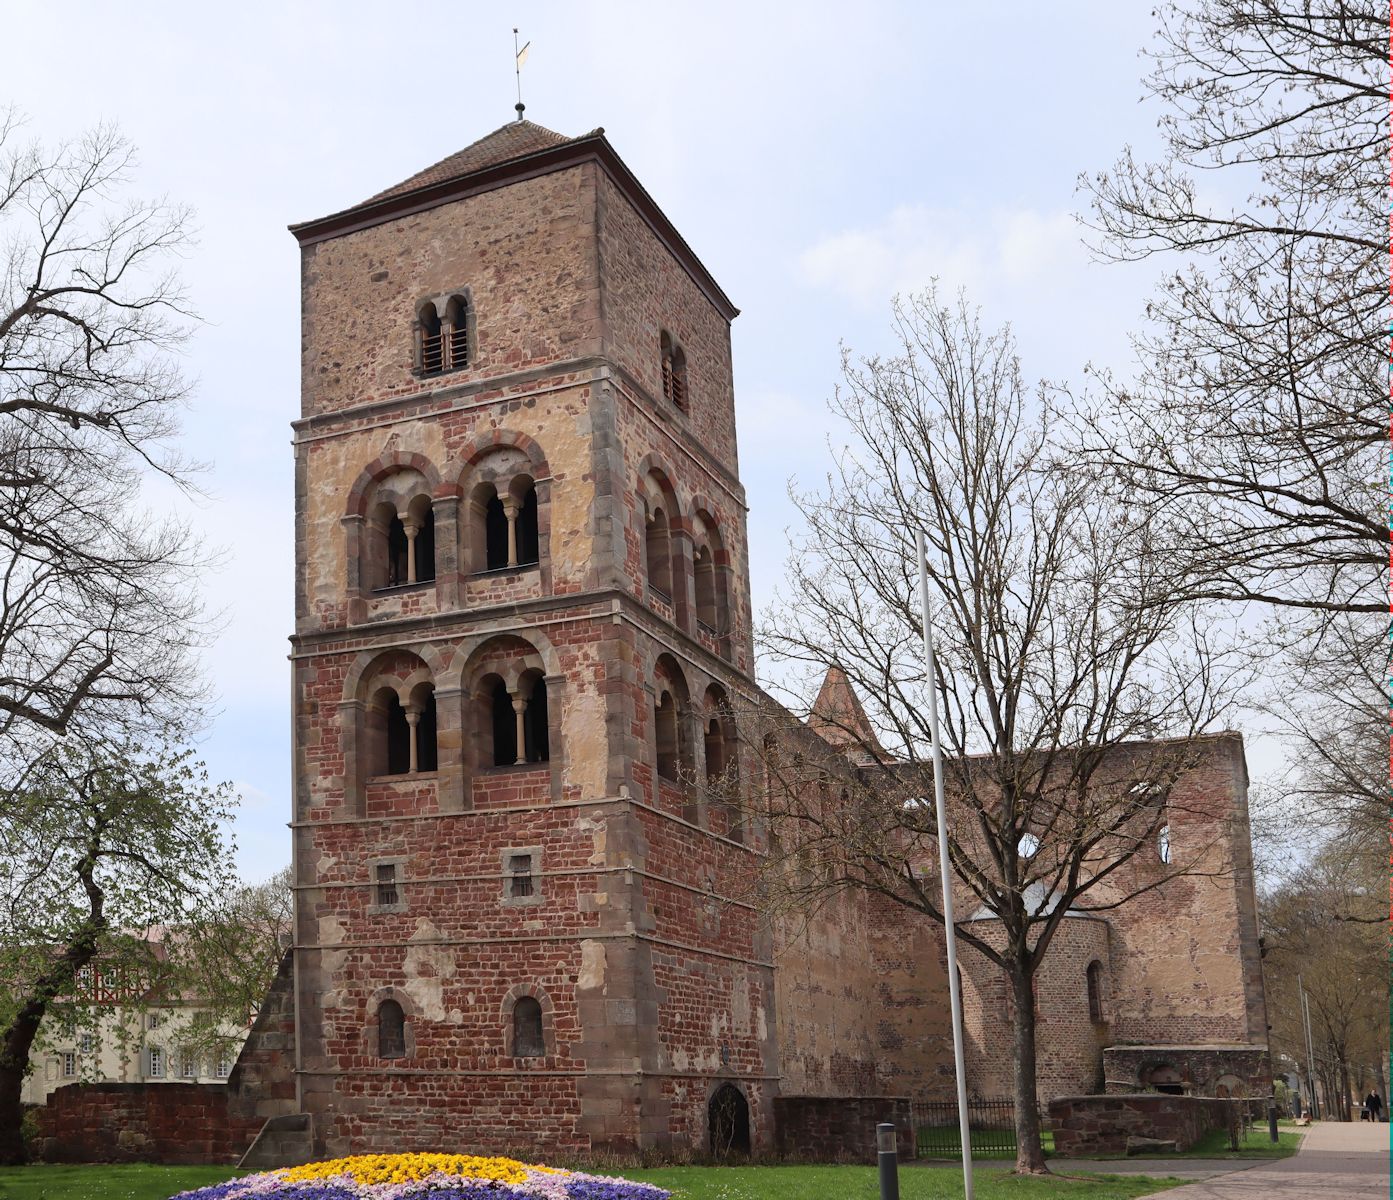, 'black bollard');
1268,1098,1279,1143
877,1122,900,1200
